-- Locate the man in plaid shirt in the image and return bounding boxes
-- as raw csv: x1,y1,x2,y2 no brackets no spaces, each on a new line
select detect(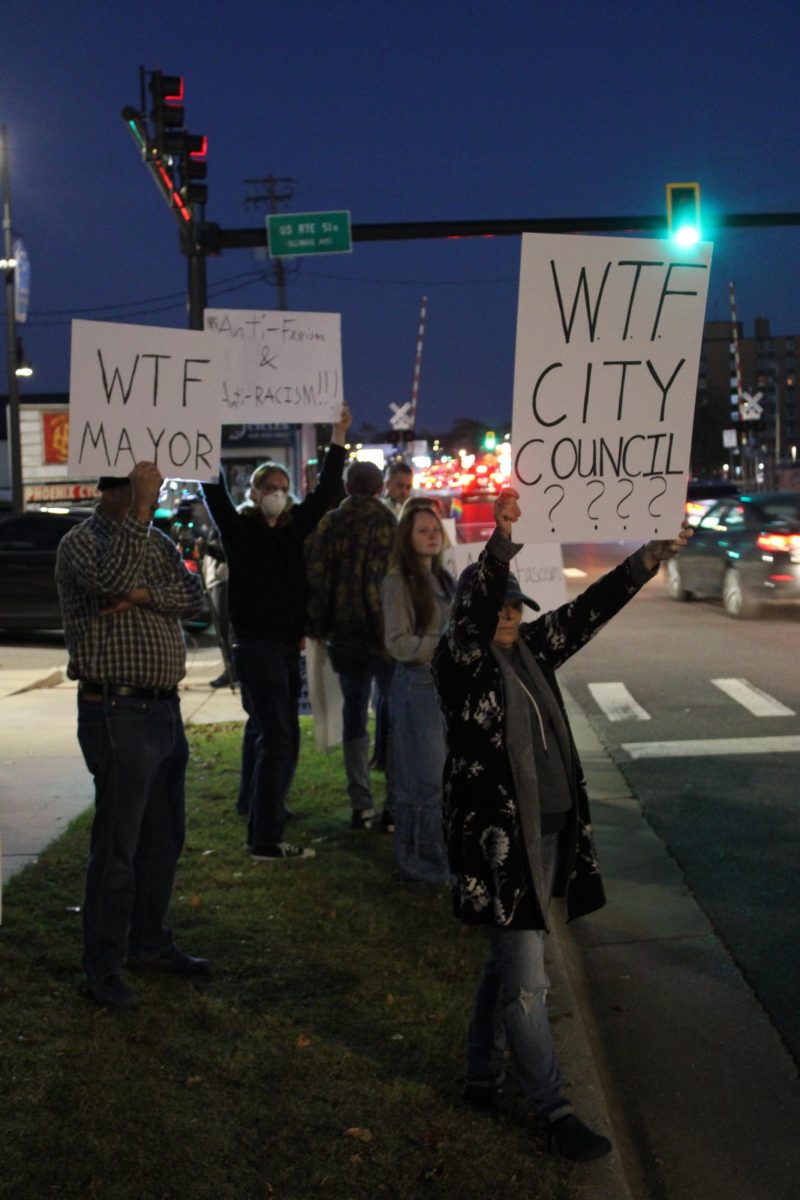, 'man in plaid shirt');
56,461,206,1009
